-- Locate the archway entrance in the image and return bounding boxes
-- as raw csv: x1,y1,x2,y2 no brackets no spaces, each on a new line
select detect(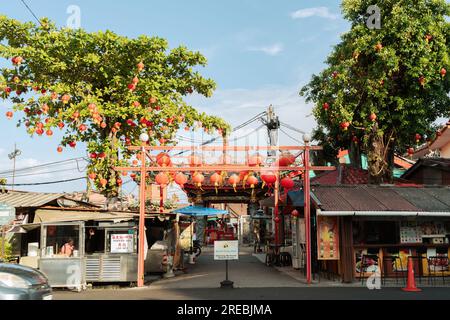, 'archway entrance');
115,144,335,287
